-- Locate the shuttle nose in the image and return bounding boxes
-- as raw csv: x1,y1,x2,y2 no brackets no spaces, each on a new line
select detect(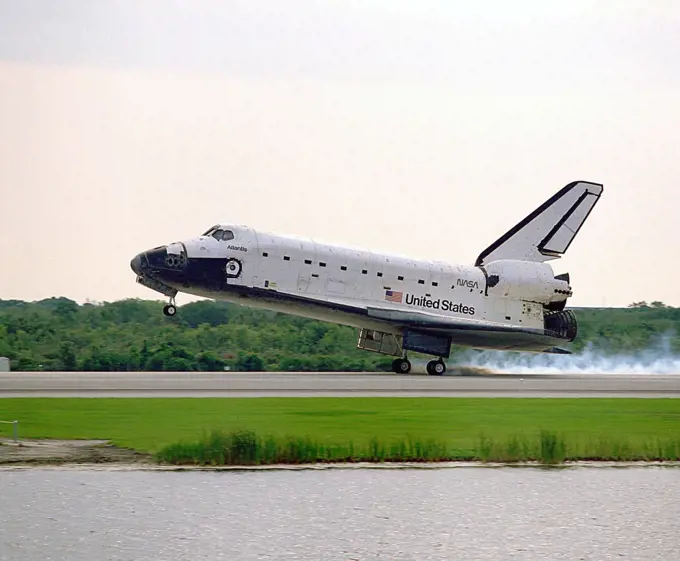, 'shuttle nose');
130,245,187,280
130,253,144,275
